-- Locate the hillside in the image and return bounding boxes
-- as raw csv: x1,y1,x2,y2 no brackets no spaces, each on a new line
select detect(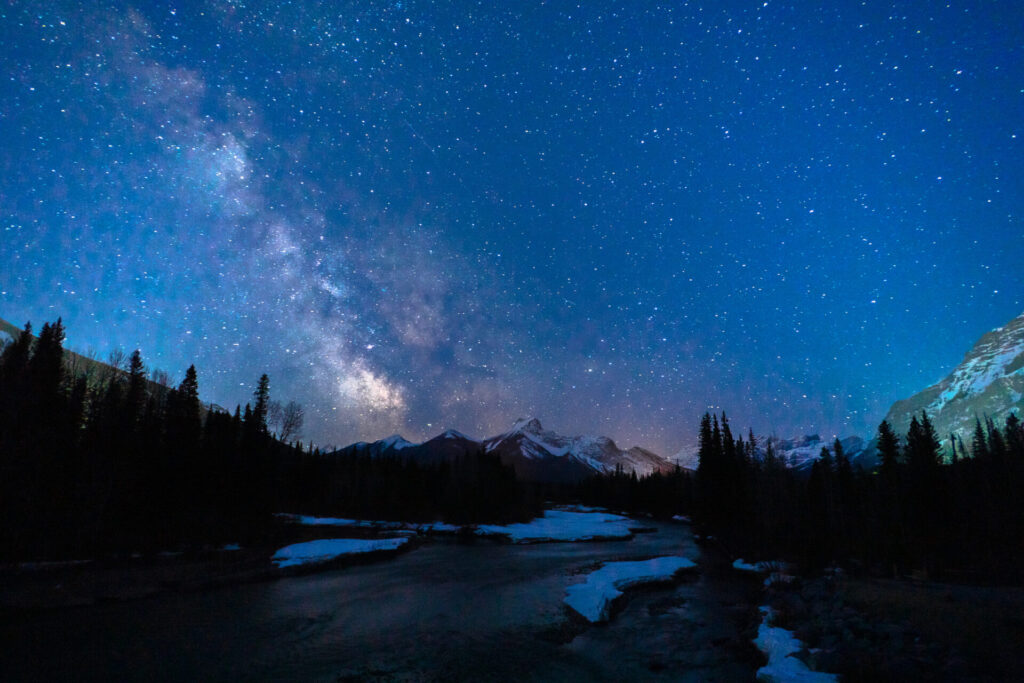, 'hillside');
885,312,1024,444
